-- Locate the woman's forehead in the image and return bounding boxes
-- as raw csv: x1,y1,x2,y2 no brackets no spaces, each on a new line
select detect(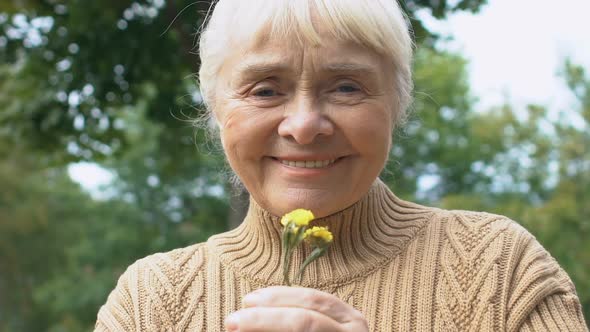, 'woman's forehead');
226,38,387,80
